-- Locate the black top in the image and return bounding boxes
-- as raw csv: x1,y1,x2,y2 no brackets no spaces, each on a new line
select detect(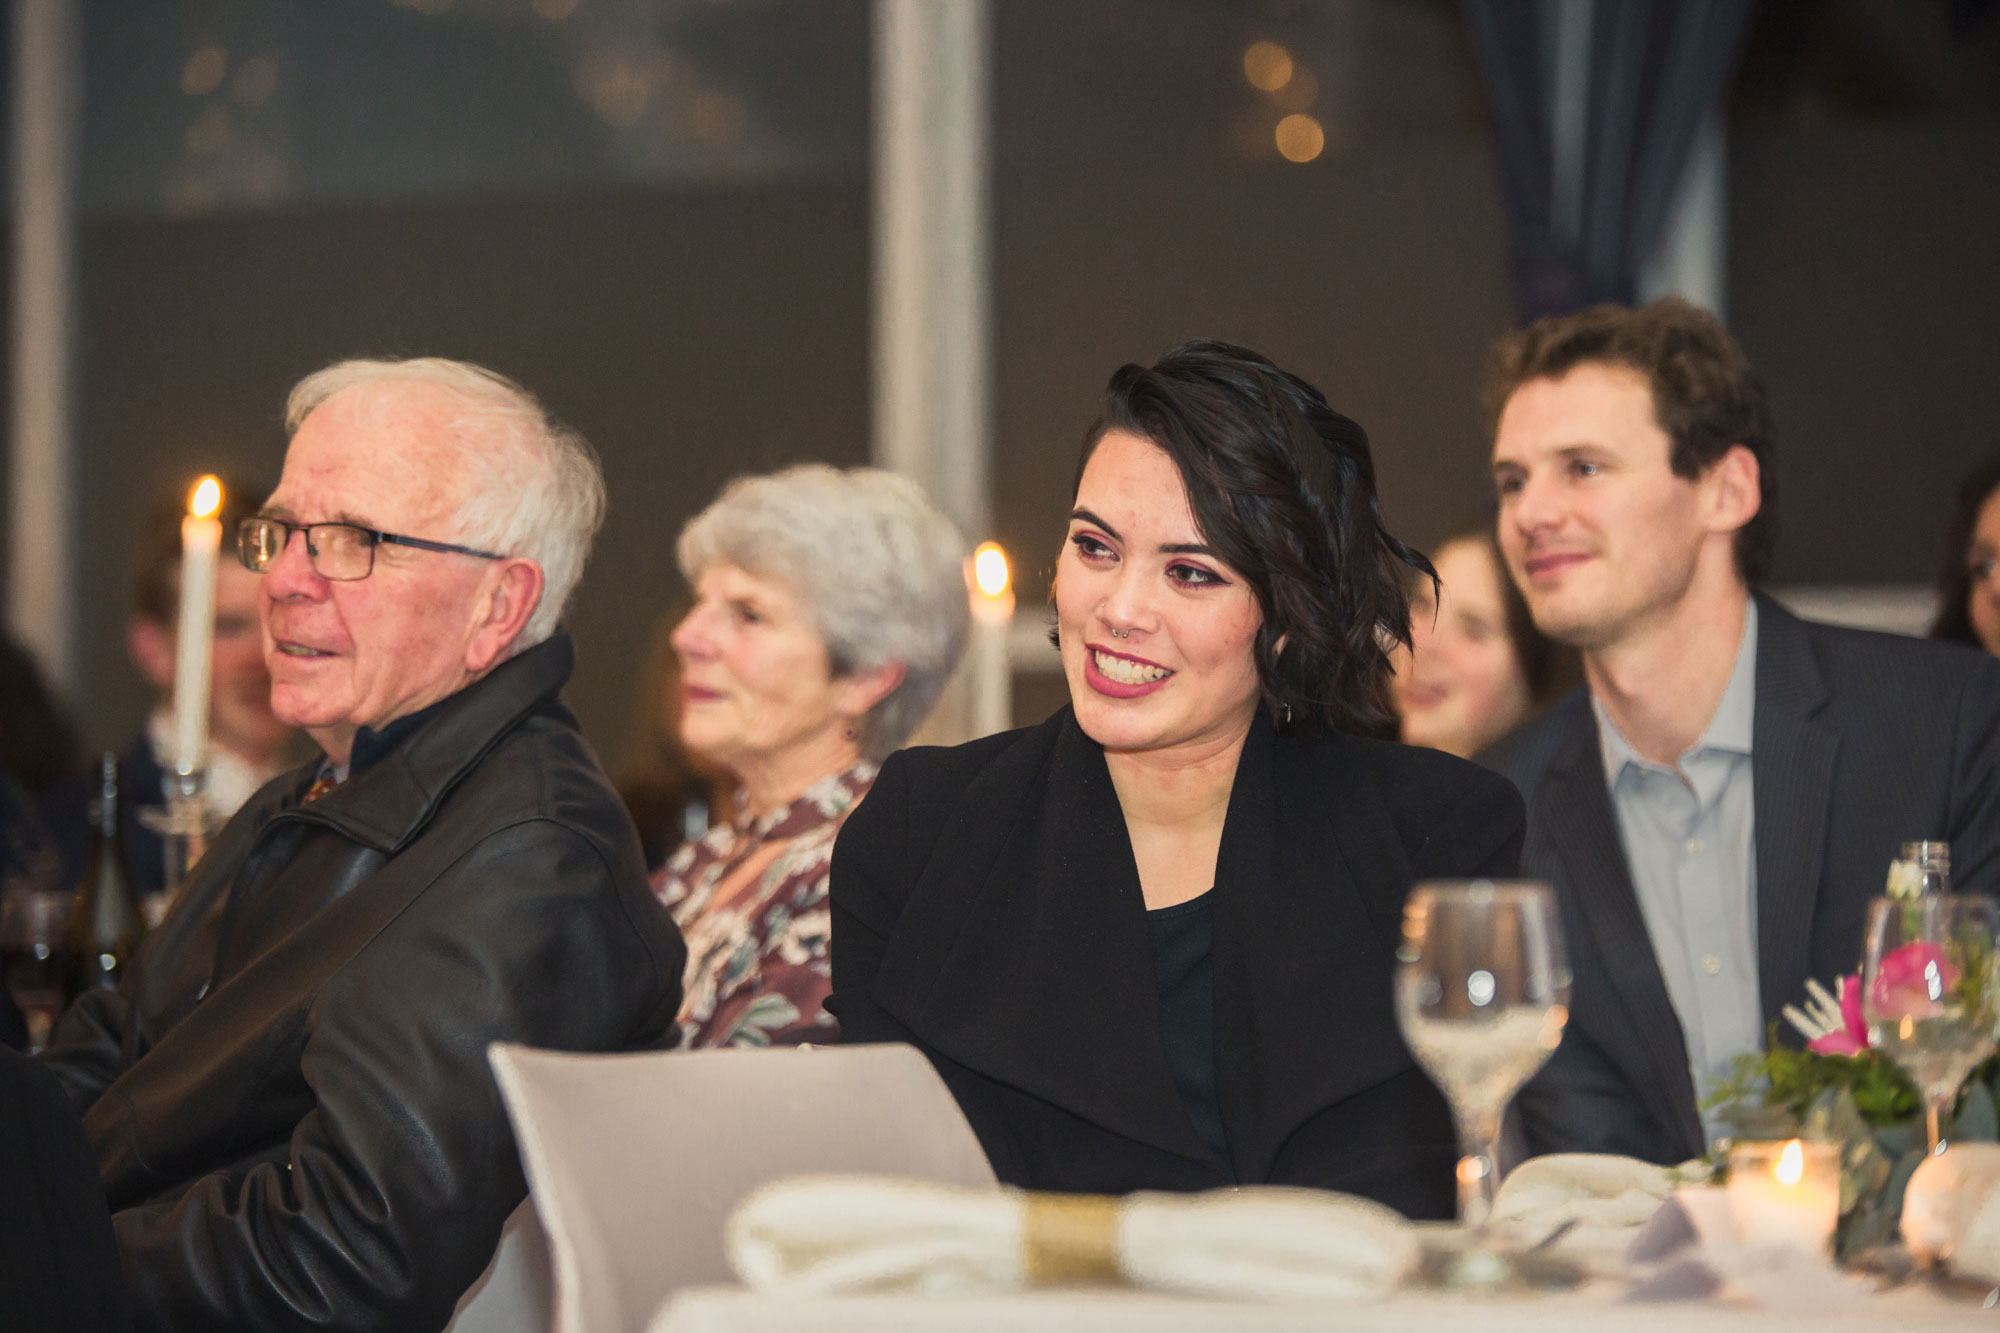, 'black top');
1146,891,1230,1168
829,705,1525,1218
